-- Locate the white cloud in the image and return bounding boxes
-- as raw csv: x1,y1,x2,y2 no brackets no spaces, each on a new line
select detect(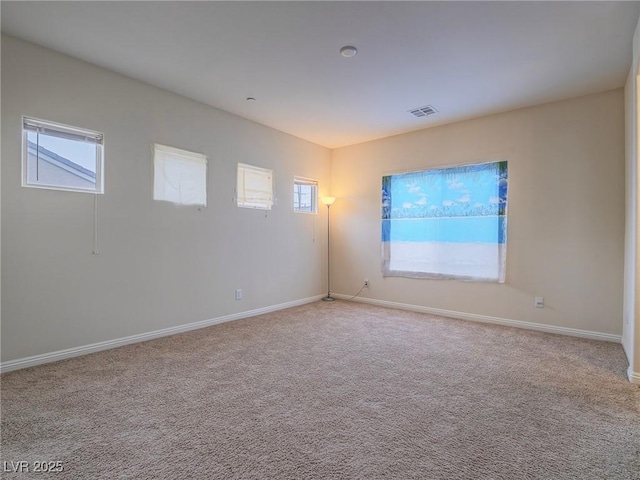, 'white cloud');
458,194,471,203
418,192,428,197
448,180,464,190
407,184,421,193
489,197,500,204
474,203,483,208
415,197,427,206
443,200,455,207
430,205,438,210
402,202,414,209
